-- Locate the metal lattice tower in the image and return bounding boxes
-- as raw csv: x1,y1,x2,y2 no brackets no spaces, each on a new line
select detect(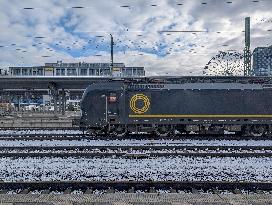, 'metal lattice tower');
244,17,252,76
